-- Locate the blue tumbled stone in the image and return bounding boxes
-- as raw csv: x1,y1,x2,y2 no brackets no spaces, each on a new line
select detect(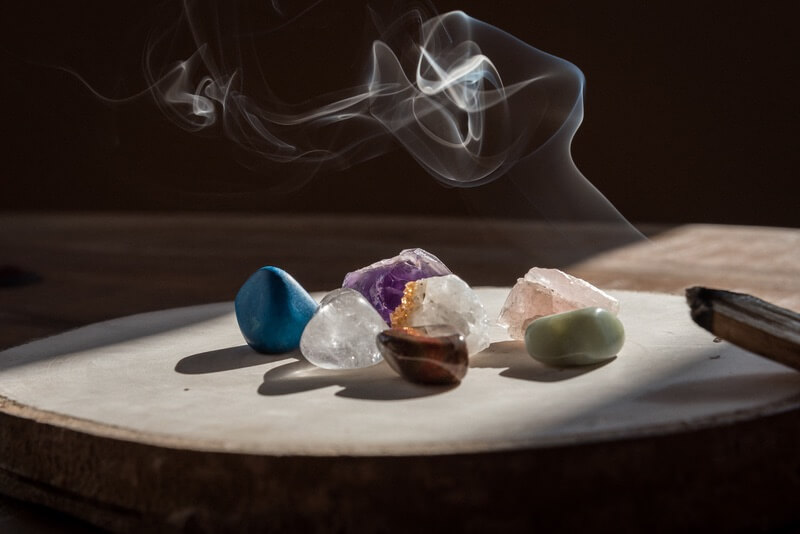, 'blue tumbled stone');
235,266,318,354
